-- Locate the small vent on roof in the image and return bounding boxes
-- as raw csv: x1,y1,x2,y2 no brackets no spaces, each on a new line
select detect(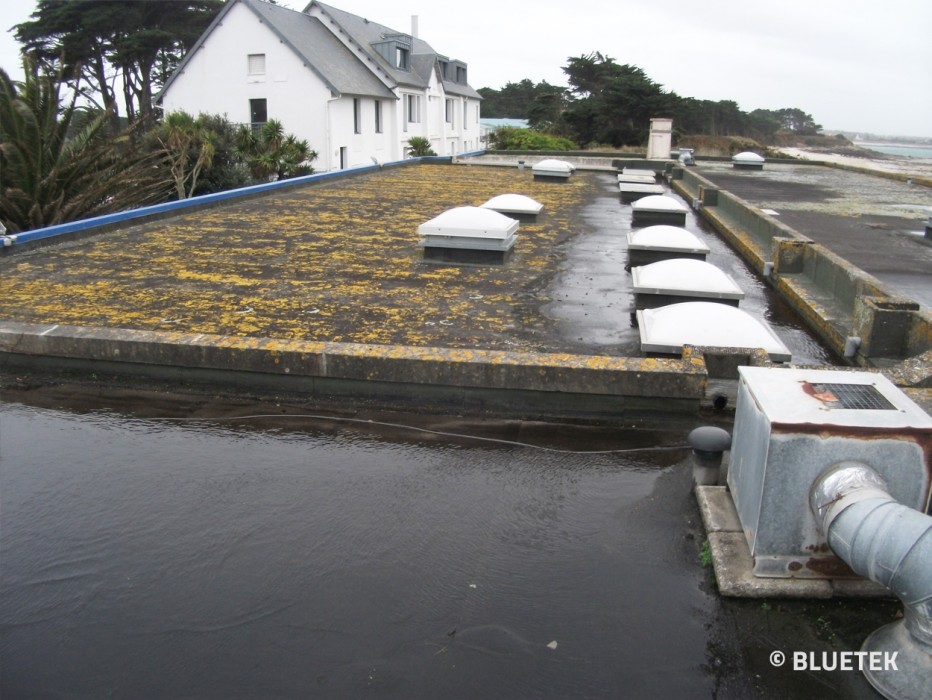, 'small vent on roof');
802,382,897,410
